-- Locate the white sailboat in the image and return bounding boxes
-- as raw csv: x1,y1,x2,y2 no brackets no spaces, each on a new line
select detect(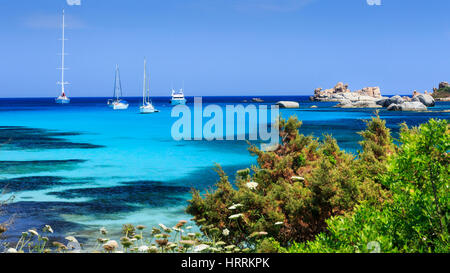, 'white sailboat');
108,65,129,110
140,58,158,114
55,9,70,104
